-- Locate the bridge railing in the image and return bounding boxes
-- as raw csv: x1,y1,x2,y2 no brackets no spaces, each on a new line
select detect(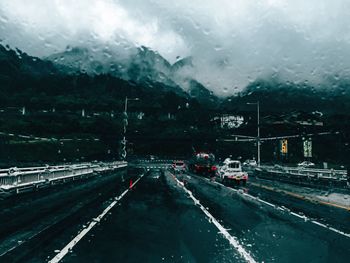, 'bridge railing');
259,165,348,181
0,161,127,190
131,159,174,164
